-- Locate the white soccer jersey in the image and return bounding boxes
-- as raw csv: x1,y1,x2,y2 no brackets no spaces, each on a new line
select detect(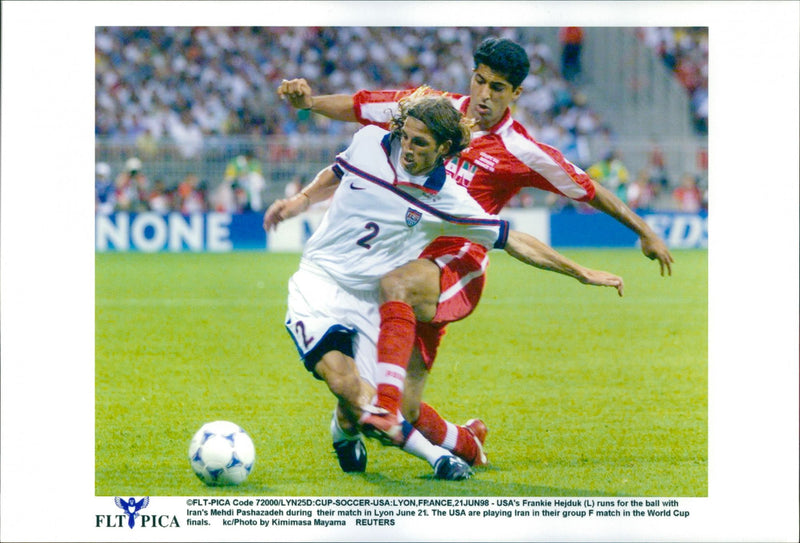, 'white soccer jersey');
300,124,509,292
